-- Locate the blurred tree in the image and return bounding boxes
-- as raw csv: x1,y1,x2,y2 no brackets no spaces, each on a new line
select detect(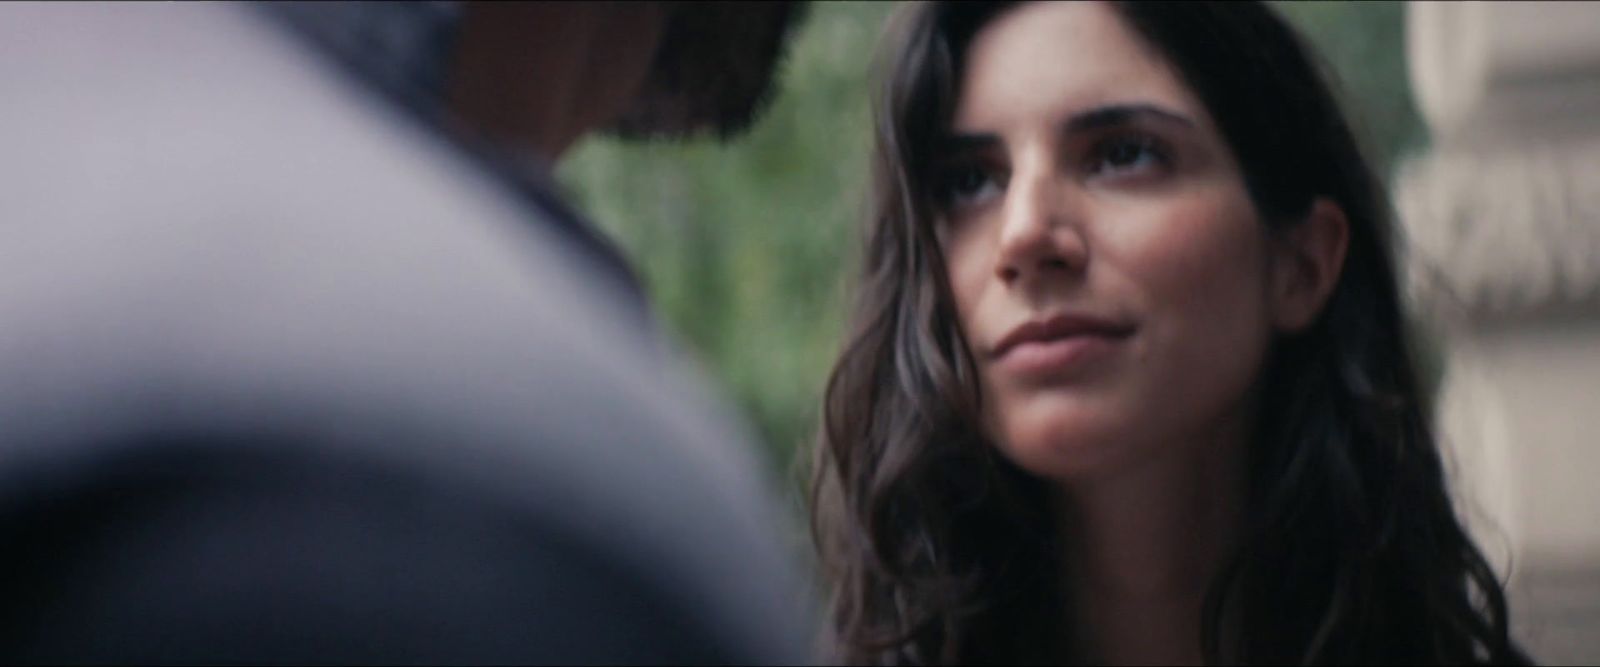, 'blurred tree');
558,1,1425,481
560,2,893,477
1273,1,1427,174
